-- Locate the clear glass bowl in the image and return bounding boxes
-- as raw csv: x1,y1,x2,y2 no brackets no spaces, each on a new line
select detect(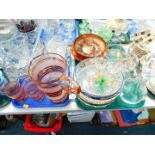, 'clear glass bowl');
74,57,124,99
